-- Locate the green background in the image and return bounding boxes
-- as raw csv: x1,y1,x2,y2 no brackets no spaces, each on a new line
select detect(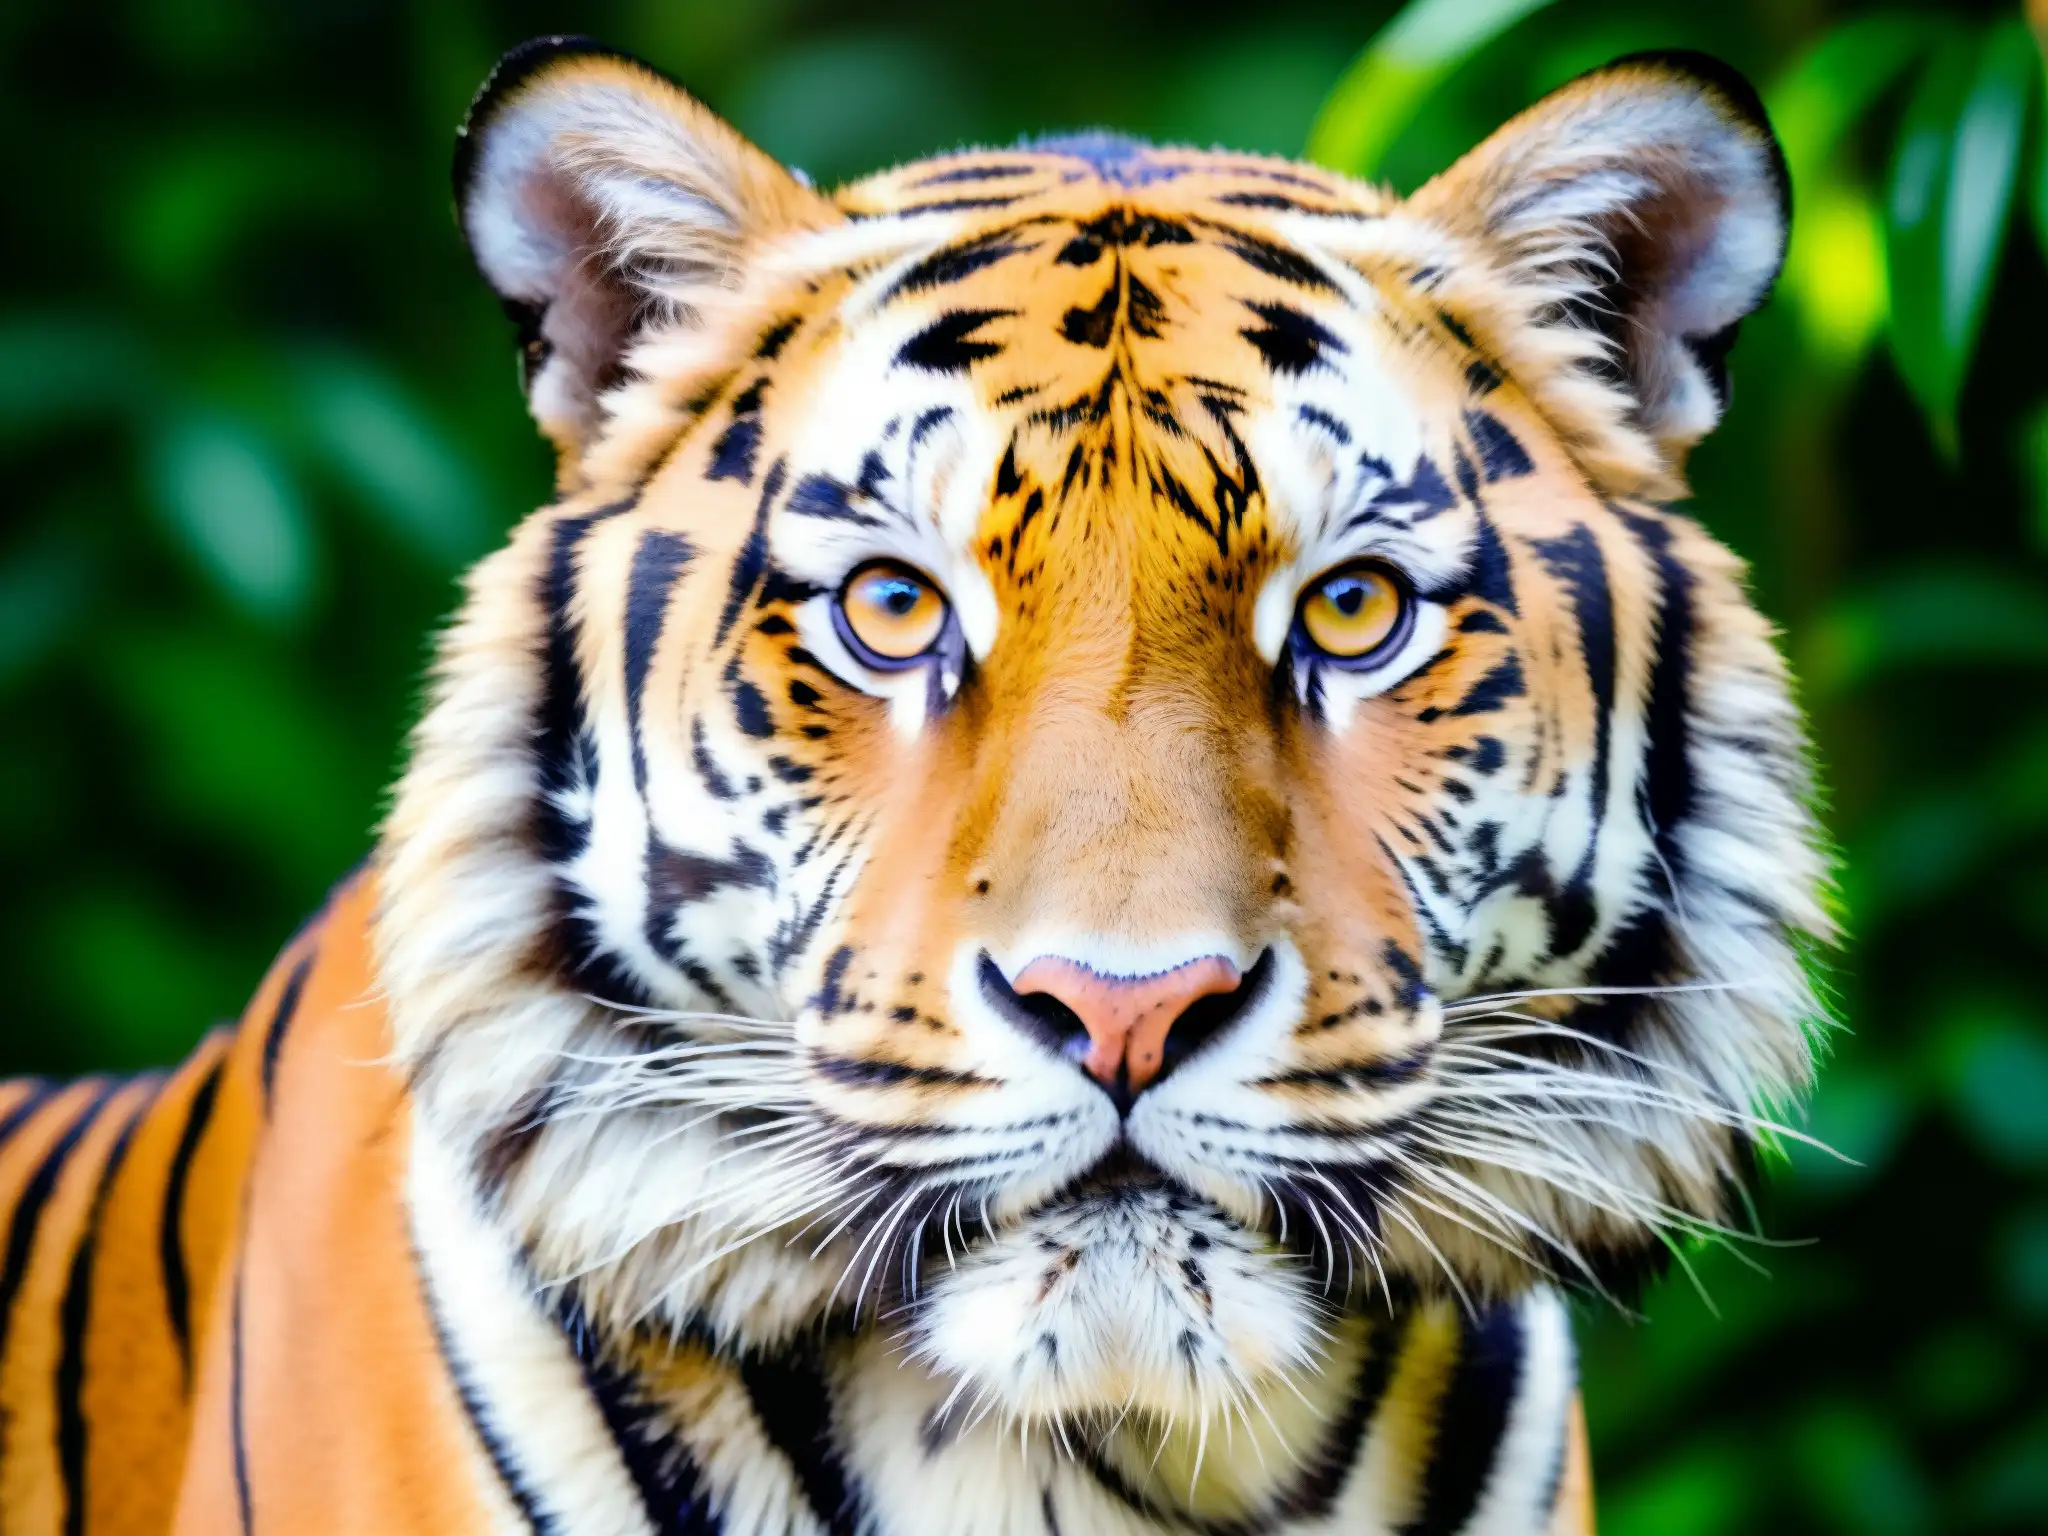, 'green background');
3,0,2045,1528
